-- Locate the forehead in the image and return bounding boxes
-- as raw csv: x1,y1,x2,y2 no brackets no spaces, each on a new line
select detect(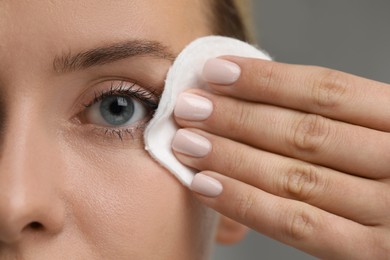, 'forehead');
0,0,210,66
